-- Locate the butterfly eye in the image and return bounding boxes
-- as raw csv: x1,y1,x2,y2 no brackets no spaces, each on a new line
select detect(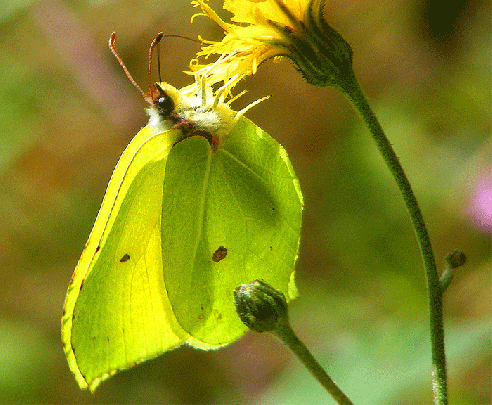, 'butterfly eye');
156,93,175,116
